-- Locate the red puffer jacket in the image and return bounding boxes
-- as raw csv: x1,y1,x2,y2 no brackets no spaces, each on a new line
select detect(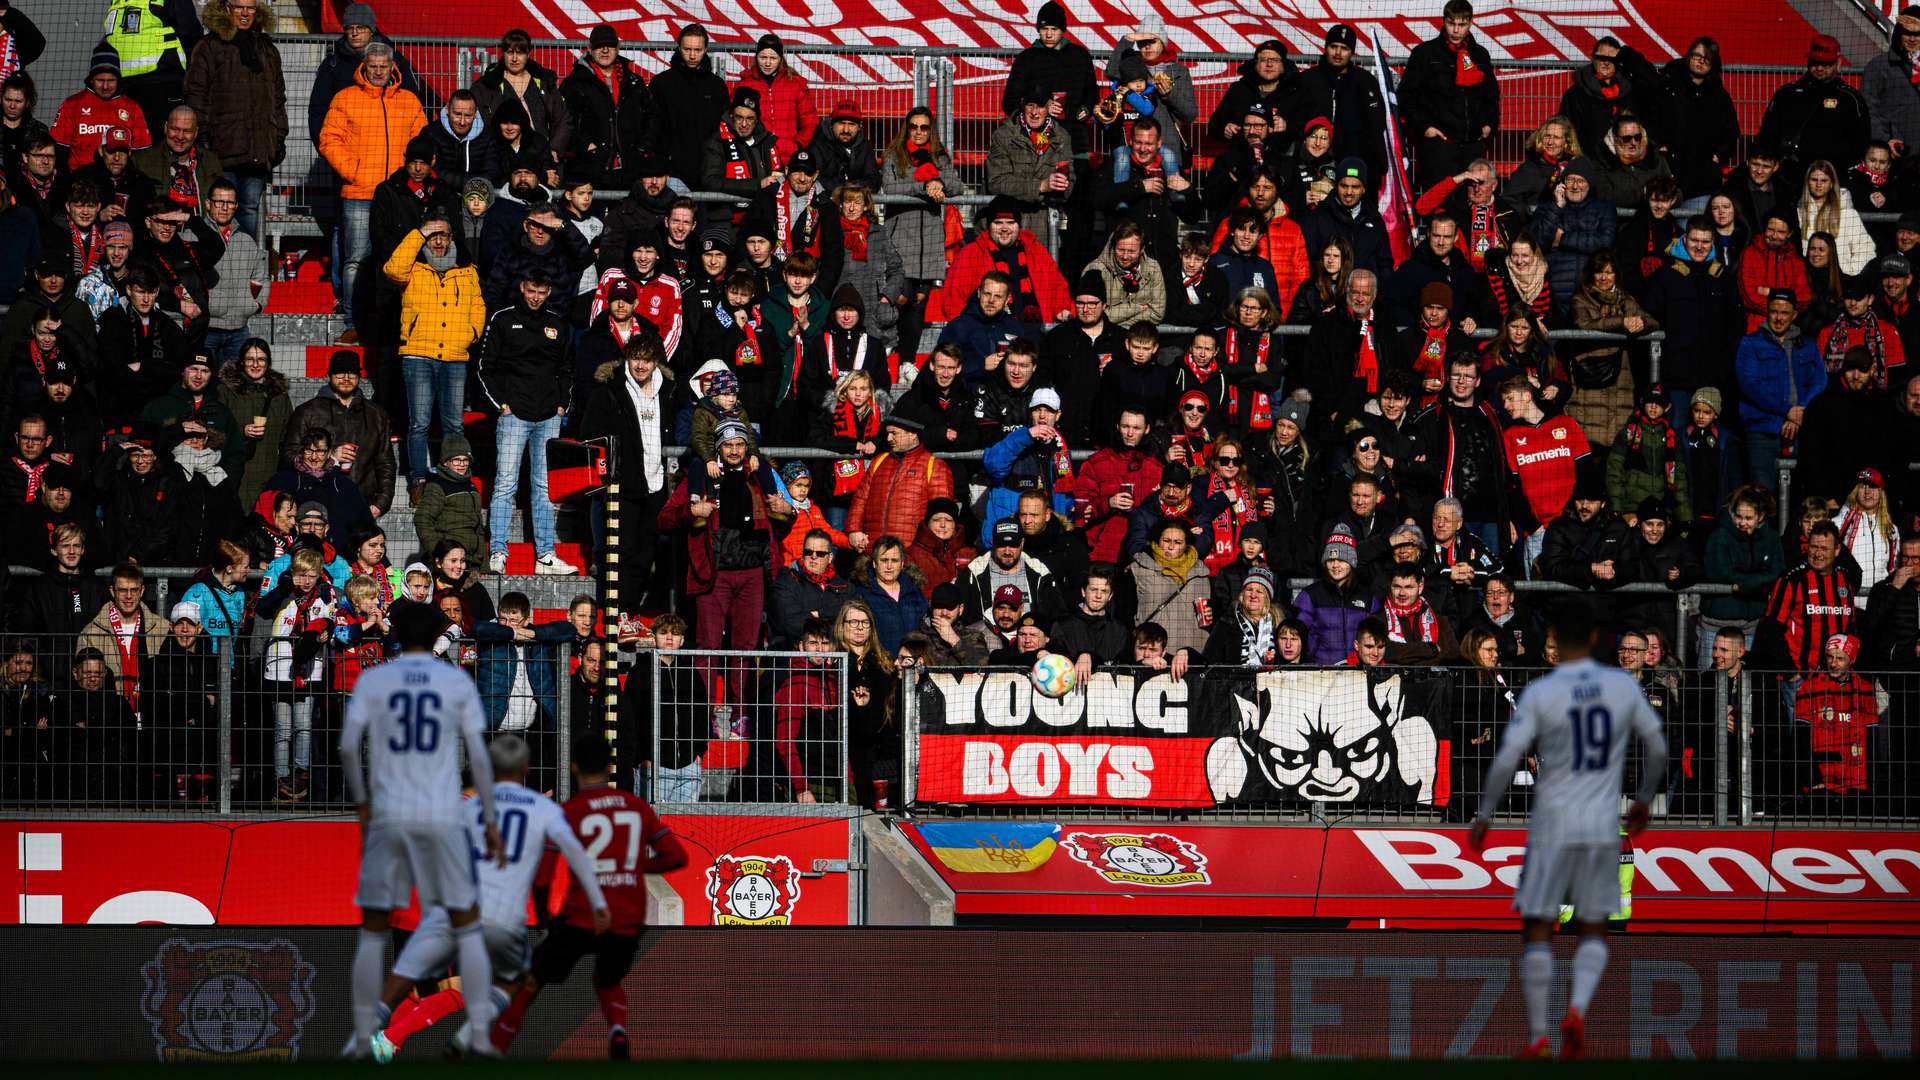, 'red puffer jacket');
1735,237,1810,331
846,446,954,546
733,67,819,161
1071,447,1164,564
